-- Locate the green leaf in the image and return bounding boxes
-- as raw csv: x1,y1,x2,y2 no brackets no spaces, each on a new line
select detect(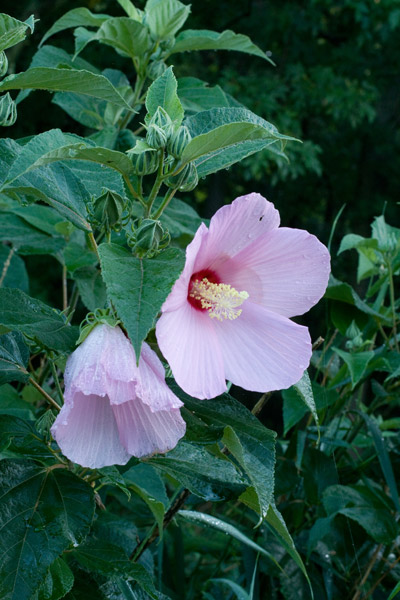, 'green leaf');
338,233,378,255
0,415,54,459
8,203,67,236
388,581,400,600
0,213,65,256
0,331,29,385
124,463,167,535
0,459,95,600
35,558,74,600
170,29,273,63
0,13,34,52
178,77,240,114
97,466,131,499
73,267,107,311
148,441,245,501
178,510,280,568
0,68,134,111
333,347,374,389
292,371,319,437
210,579,250,600
0,246,28,292
265,505,313,599
76,17,151,61
40,8,110,47
116,0,142,20
145,0,191,39
325,275,391,325
146,66,184,124
173,386,275,519
0,288,78,353
72,540,157,599
0,385,34,420
360,412,400,512
323,484,398,544
98,243,185,357
182,107,296,176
